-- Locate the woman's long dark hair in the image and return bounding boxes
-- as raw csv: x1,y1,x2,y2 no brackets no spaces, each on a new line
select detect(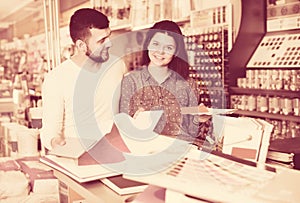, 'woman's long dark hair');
141,20,190,80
